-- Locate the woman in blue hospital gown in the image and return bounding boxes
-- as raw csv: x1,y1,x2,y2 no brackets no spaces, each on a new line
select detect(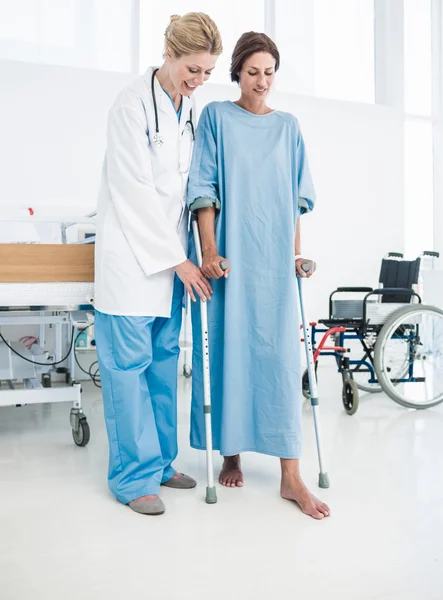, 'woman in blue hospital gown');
187,32,330,519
